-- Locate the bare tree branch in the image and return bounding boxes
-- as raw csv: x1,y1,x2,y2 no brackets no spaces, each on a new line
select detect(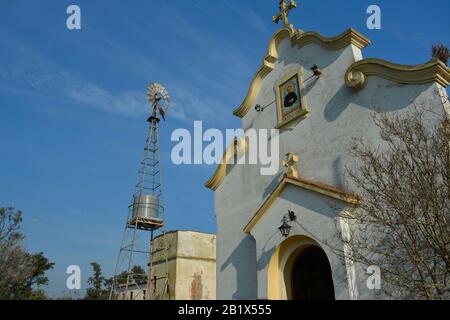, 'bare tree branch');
339,107,450,299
